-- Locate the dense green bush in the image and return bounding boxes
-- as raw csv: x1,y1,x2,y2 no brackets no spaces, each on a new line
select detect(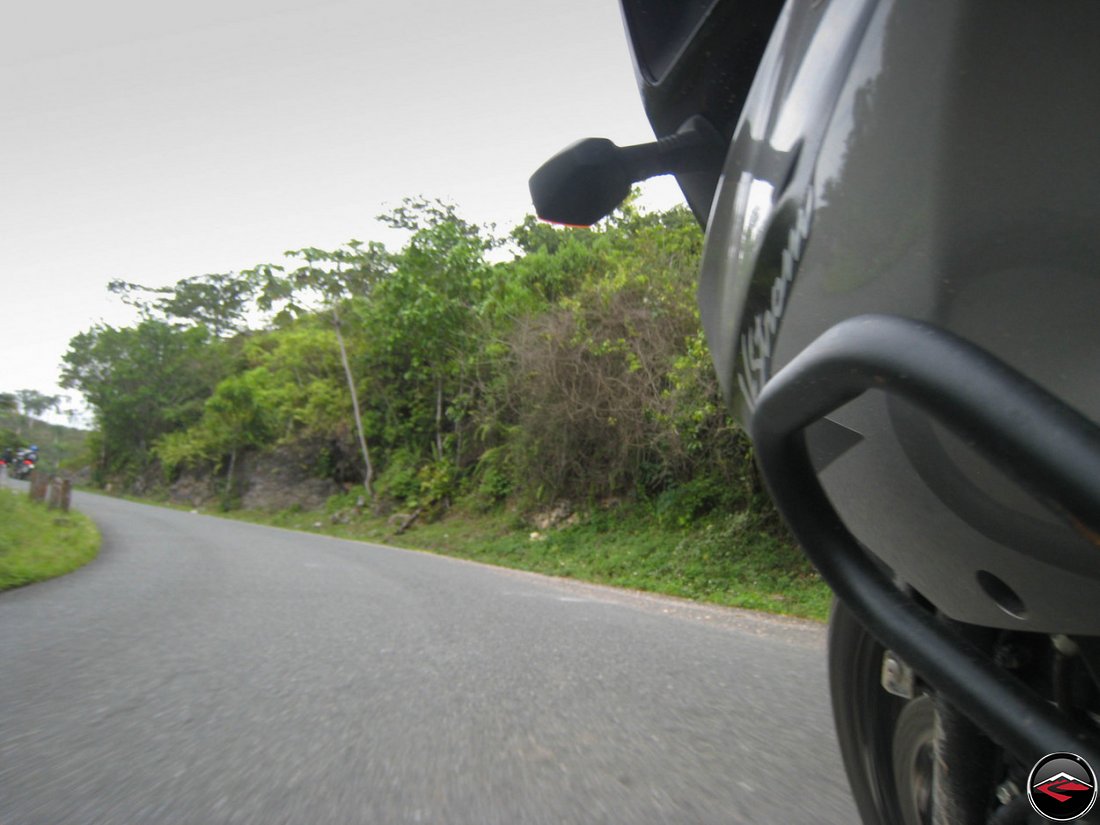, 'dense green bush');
66,197,781,530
